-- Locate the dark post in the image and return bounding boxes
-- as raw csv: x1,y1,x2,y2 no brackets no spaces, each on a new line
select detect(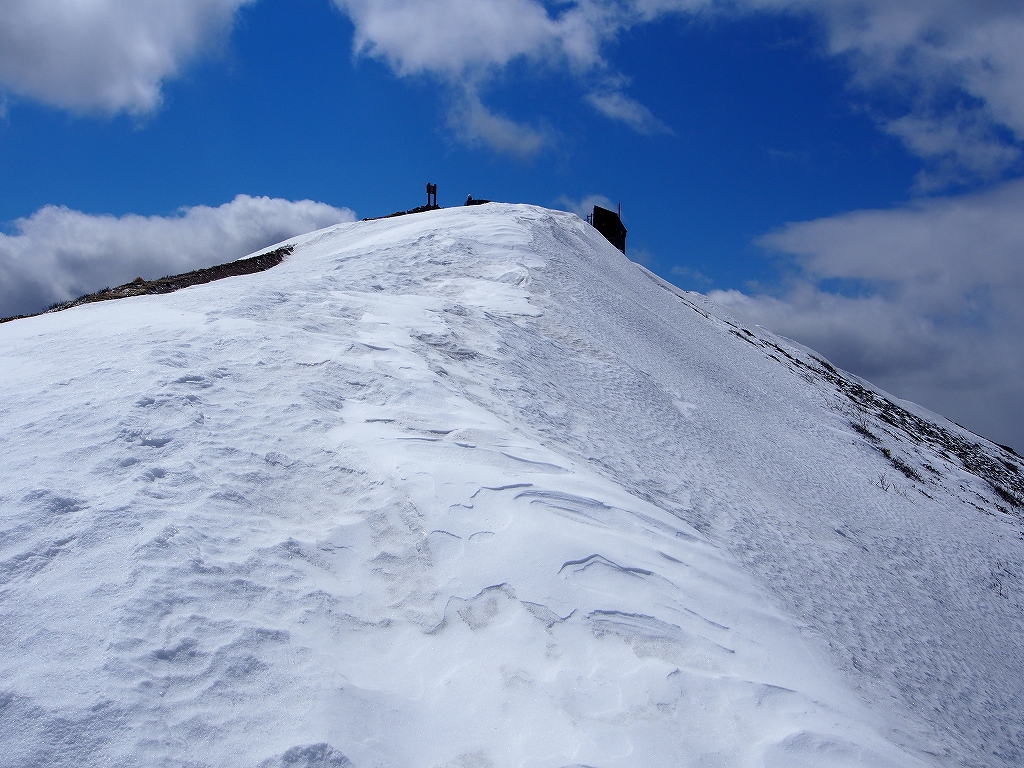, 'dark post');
426,183,437,208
